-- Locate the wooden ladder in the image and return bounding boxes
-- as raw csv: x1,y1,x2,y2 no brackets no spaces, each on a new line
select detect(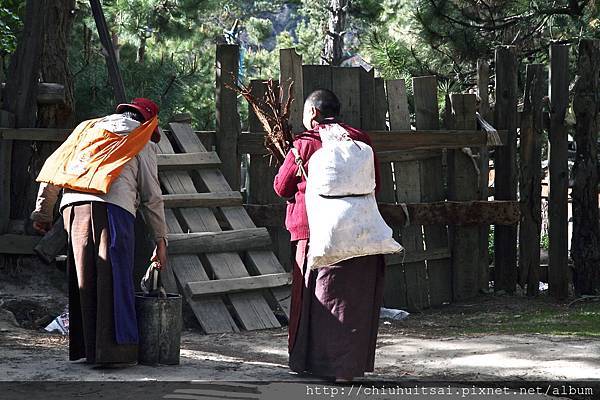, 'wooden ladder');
155,122,290,333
